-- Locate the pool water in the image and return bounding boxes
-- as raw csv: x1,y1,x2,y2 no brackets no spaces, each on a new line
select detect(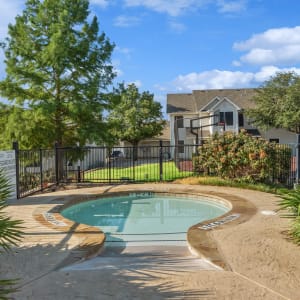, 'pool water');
61,193,229,244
